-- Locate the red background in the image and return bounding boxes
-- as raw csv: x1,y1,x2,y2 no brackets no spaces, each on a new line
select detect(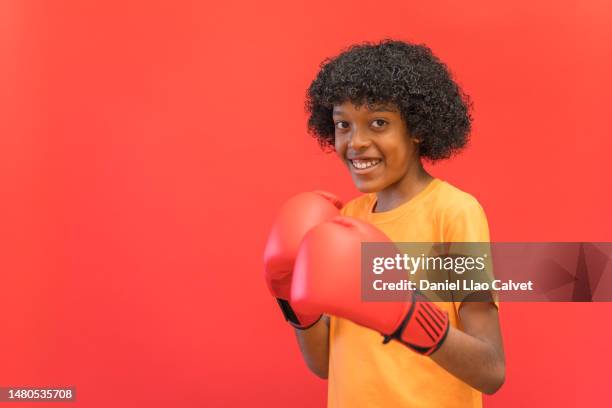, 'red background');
1,0,611,406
